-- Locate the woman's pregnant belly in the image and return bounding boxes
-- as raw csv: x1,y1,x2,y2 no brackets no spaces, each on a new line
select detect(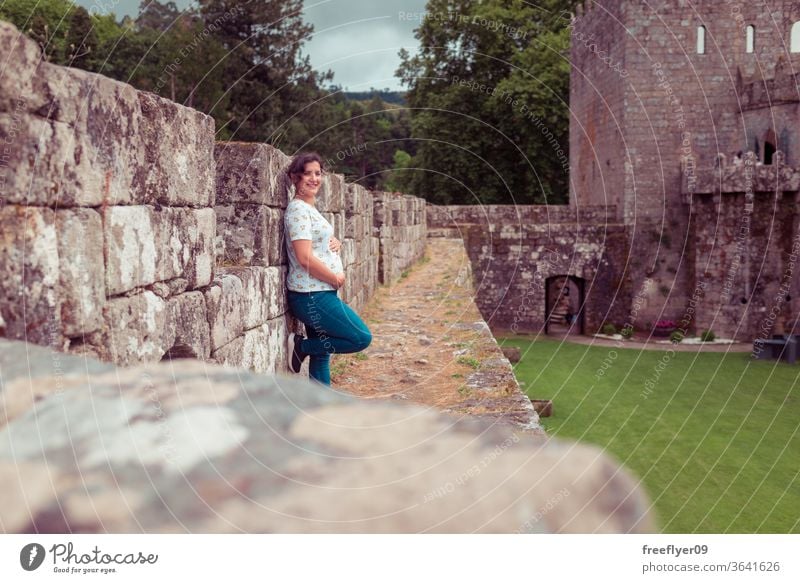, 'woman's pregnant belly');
318,248,344,274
